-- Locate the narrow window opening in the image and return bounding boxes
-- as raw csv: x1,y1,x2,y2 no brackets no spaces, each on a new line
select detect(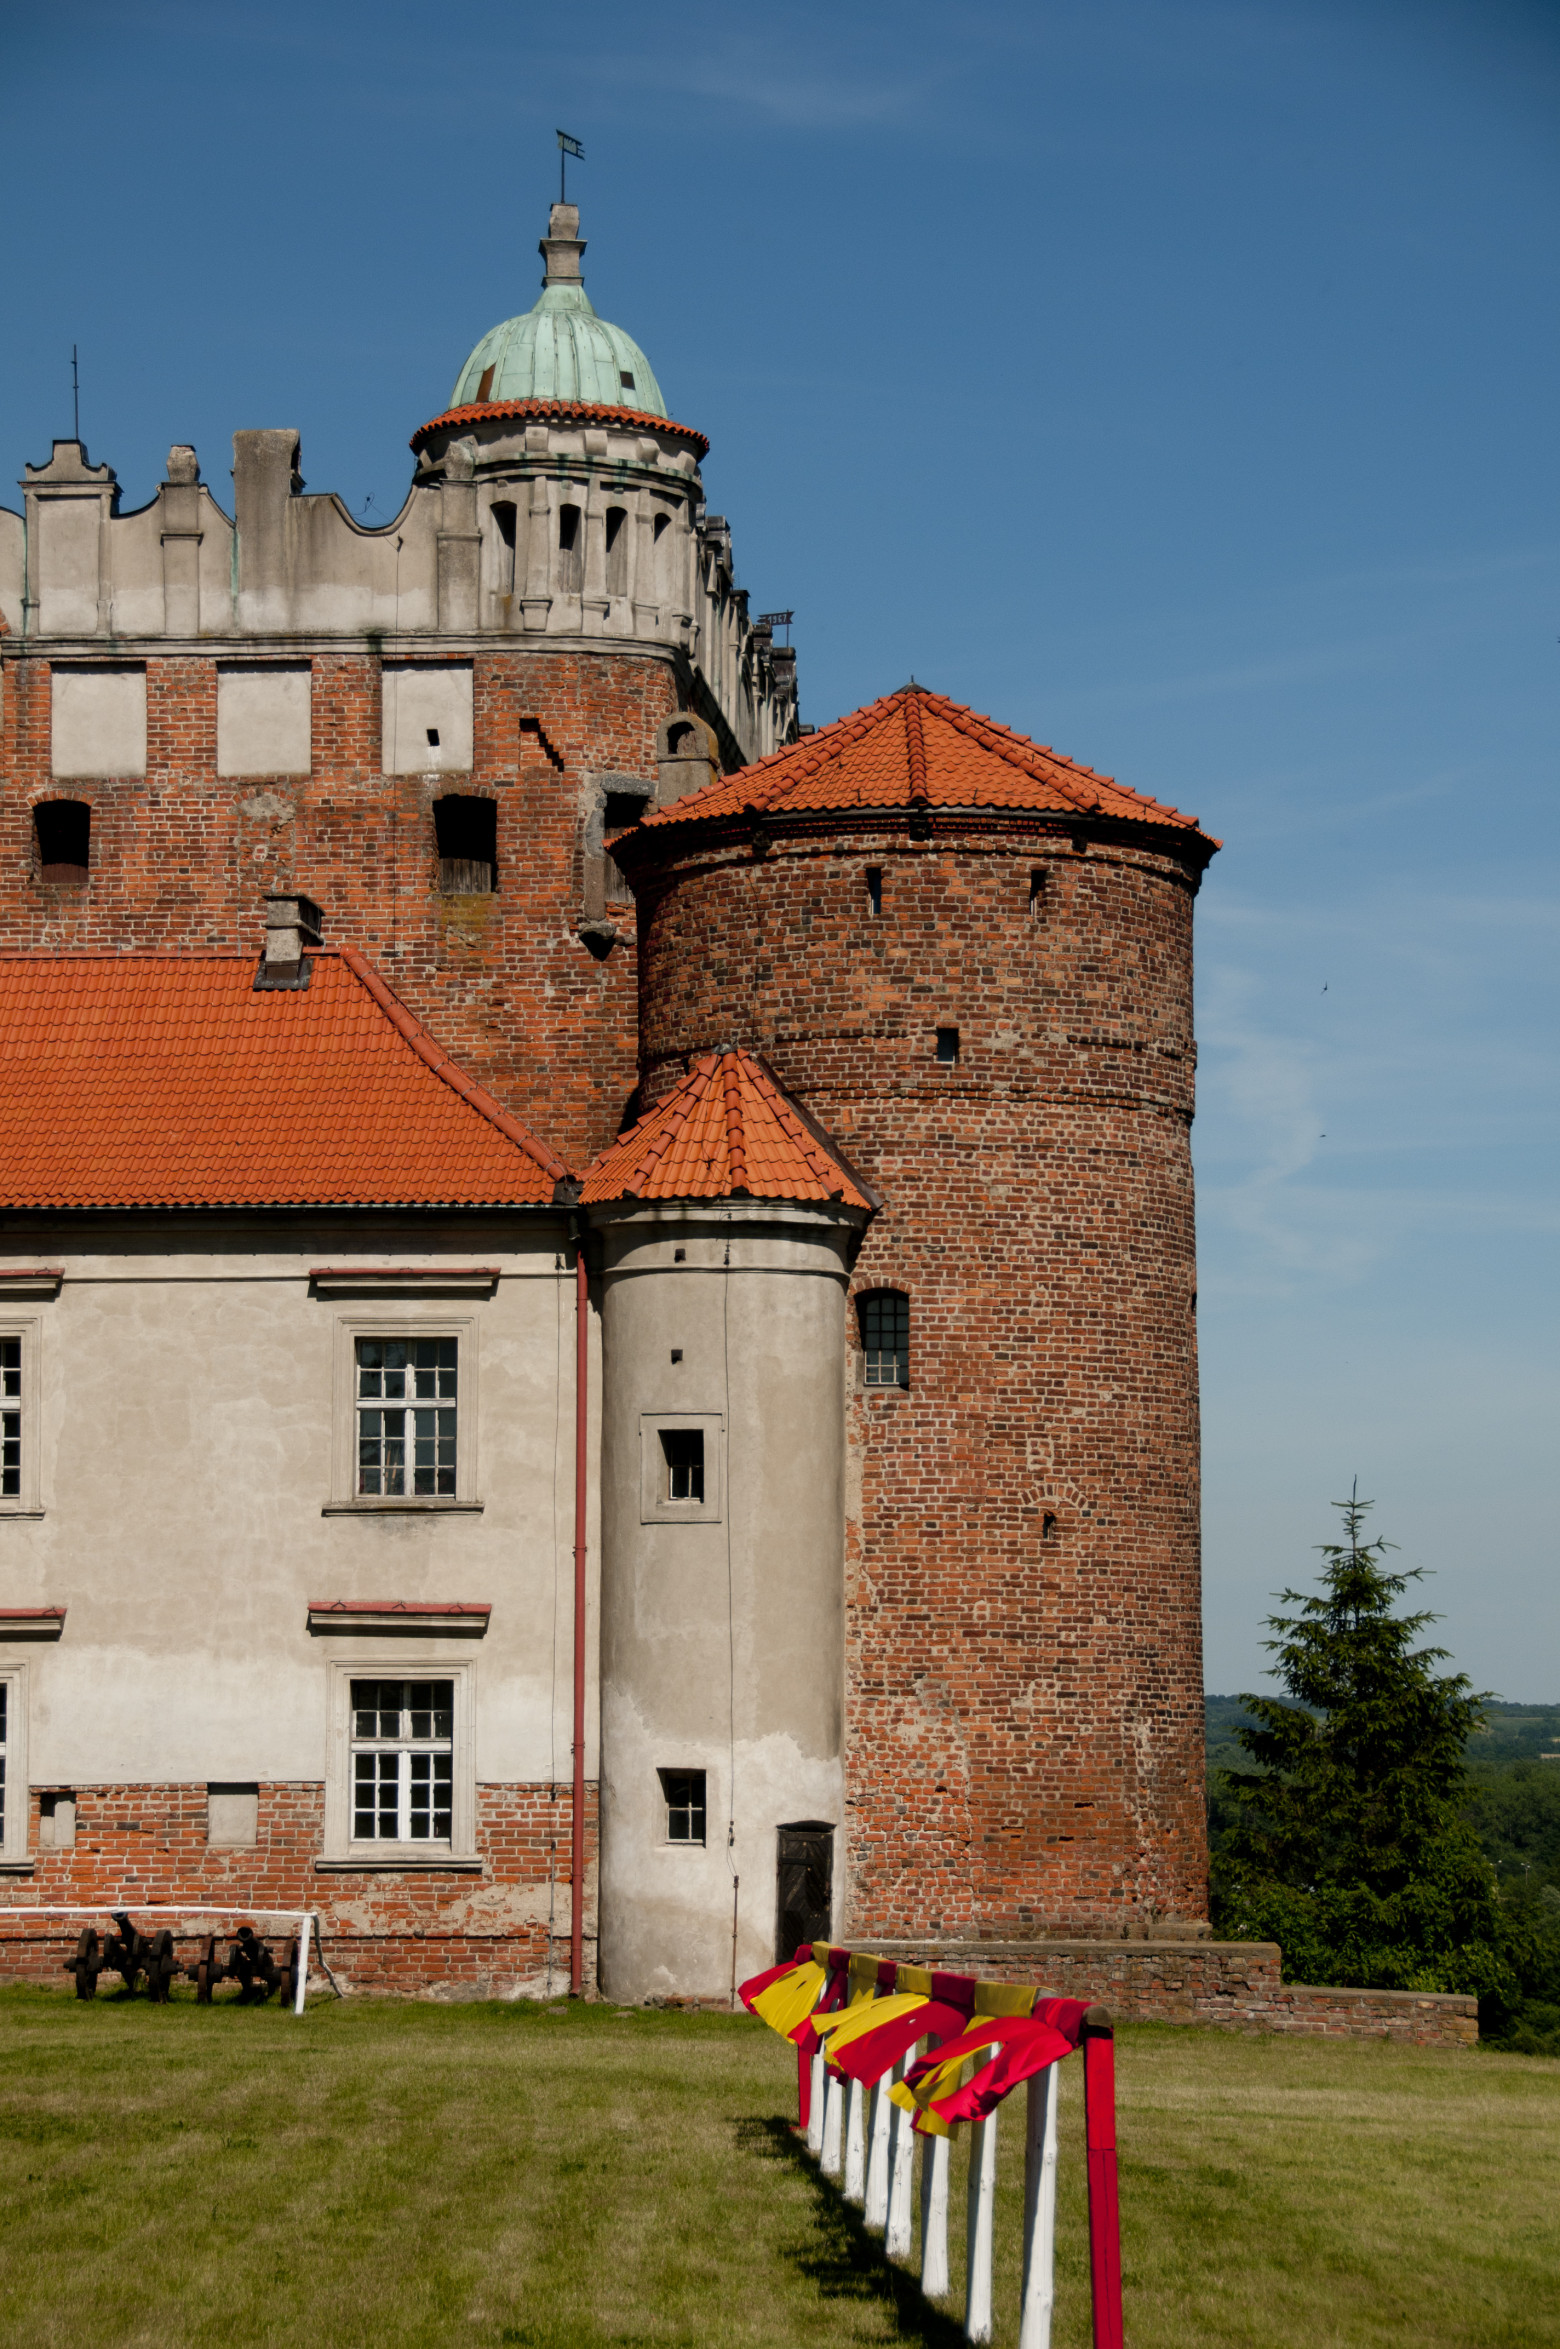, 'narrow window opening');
620,370,636,393
426,727,440,748
490,500,518,598
660,1767,706,1845
558,502,583,593
1029,868,1046,918
859,1291,910,1389
605,505,629,599
434,796,497,895
670,1348,683,1363
34,800,90,885
38,1791,76,1851
673,1247,686,1263
865,866,883,918
660,1427,705,1503
476,363,496,402
666,721,696,756
935,1026,960,1064
653,513,671,541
